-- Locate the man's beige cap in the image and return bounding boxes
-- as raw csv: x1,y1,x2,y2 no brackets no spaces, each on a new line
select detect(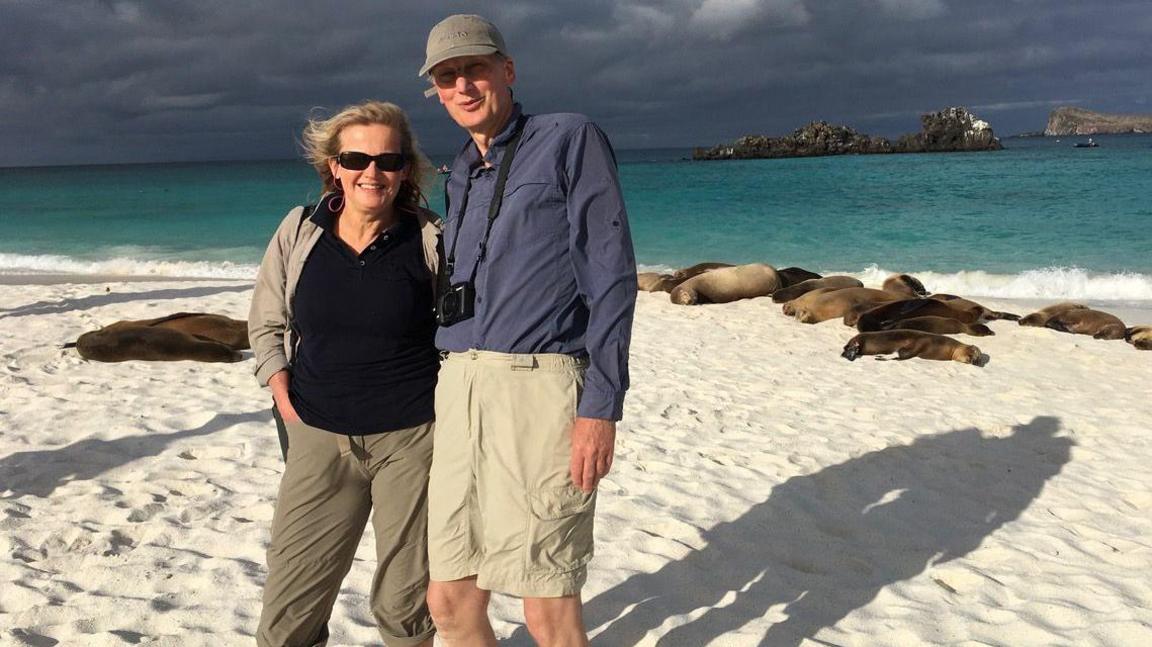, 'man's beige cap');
418,14,507,77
